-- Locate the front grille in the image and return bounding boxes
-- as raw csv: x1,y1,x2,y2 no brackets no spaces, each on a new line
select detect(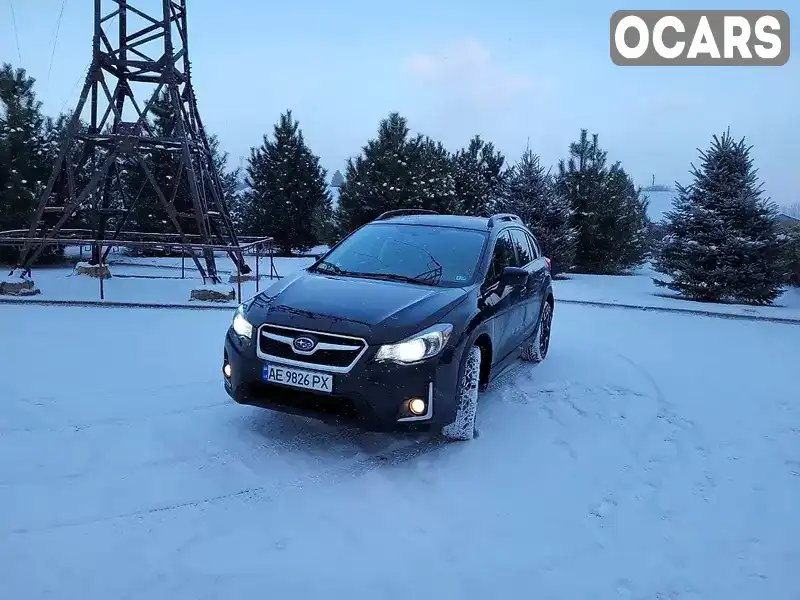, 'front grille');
257,324,367,372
